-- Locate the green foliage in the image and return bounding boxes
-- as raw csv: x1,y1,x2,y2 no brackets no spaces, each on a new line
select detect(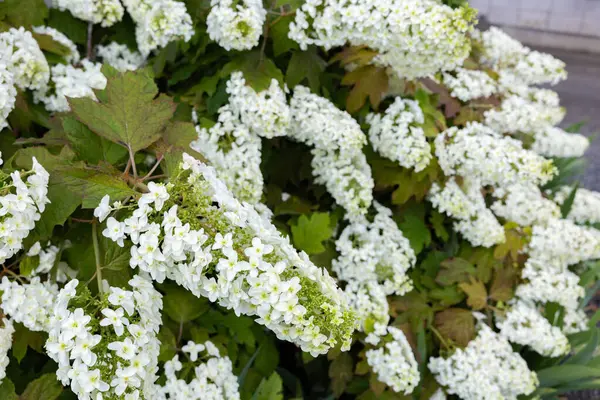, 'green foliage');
290,212,333,254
